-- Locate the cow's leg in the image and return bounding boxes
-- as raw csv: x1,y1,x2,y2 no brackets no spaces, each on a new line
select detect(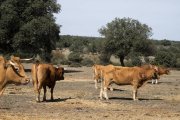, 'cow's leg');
93,72,98,89
103,87,109,100
36,90,41,102
0,90,3,96
133,86,138,101
99,80,104,99
109,84,114,91
36,82,42,102
152,79,155,84
155,79,158,84
0,88,5,96
50,84,55,101
103,79,111,100
43,85,47,101
94,79,98,89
